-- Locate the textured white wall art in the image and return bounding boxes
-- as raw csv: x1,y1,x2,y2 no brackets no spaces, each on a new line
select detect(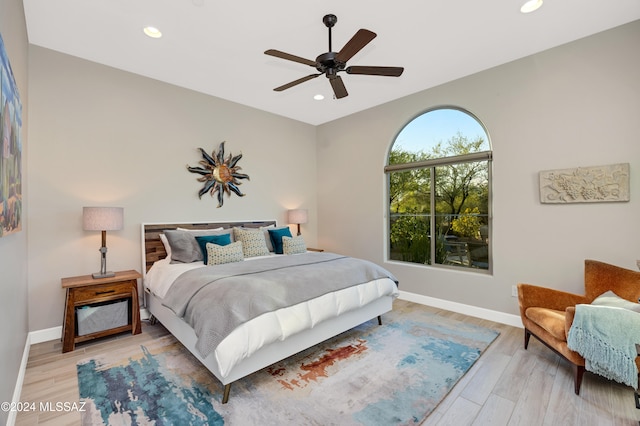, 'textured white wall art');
539,163,630,204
